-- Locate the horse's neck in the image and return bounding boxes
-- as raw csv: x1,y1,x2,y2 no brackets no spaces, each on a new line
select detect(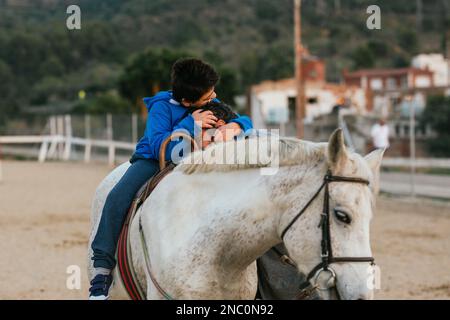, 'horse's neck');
206,164,328,269
142,162,324,298
150,170,280,258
